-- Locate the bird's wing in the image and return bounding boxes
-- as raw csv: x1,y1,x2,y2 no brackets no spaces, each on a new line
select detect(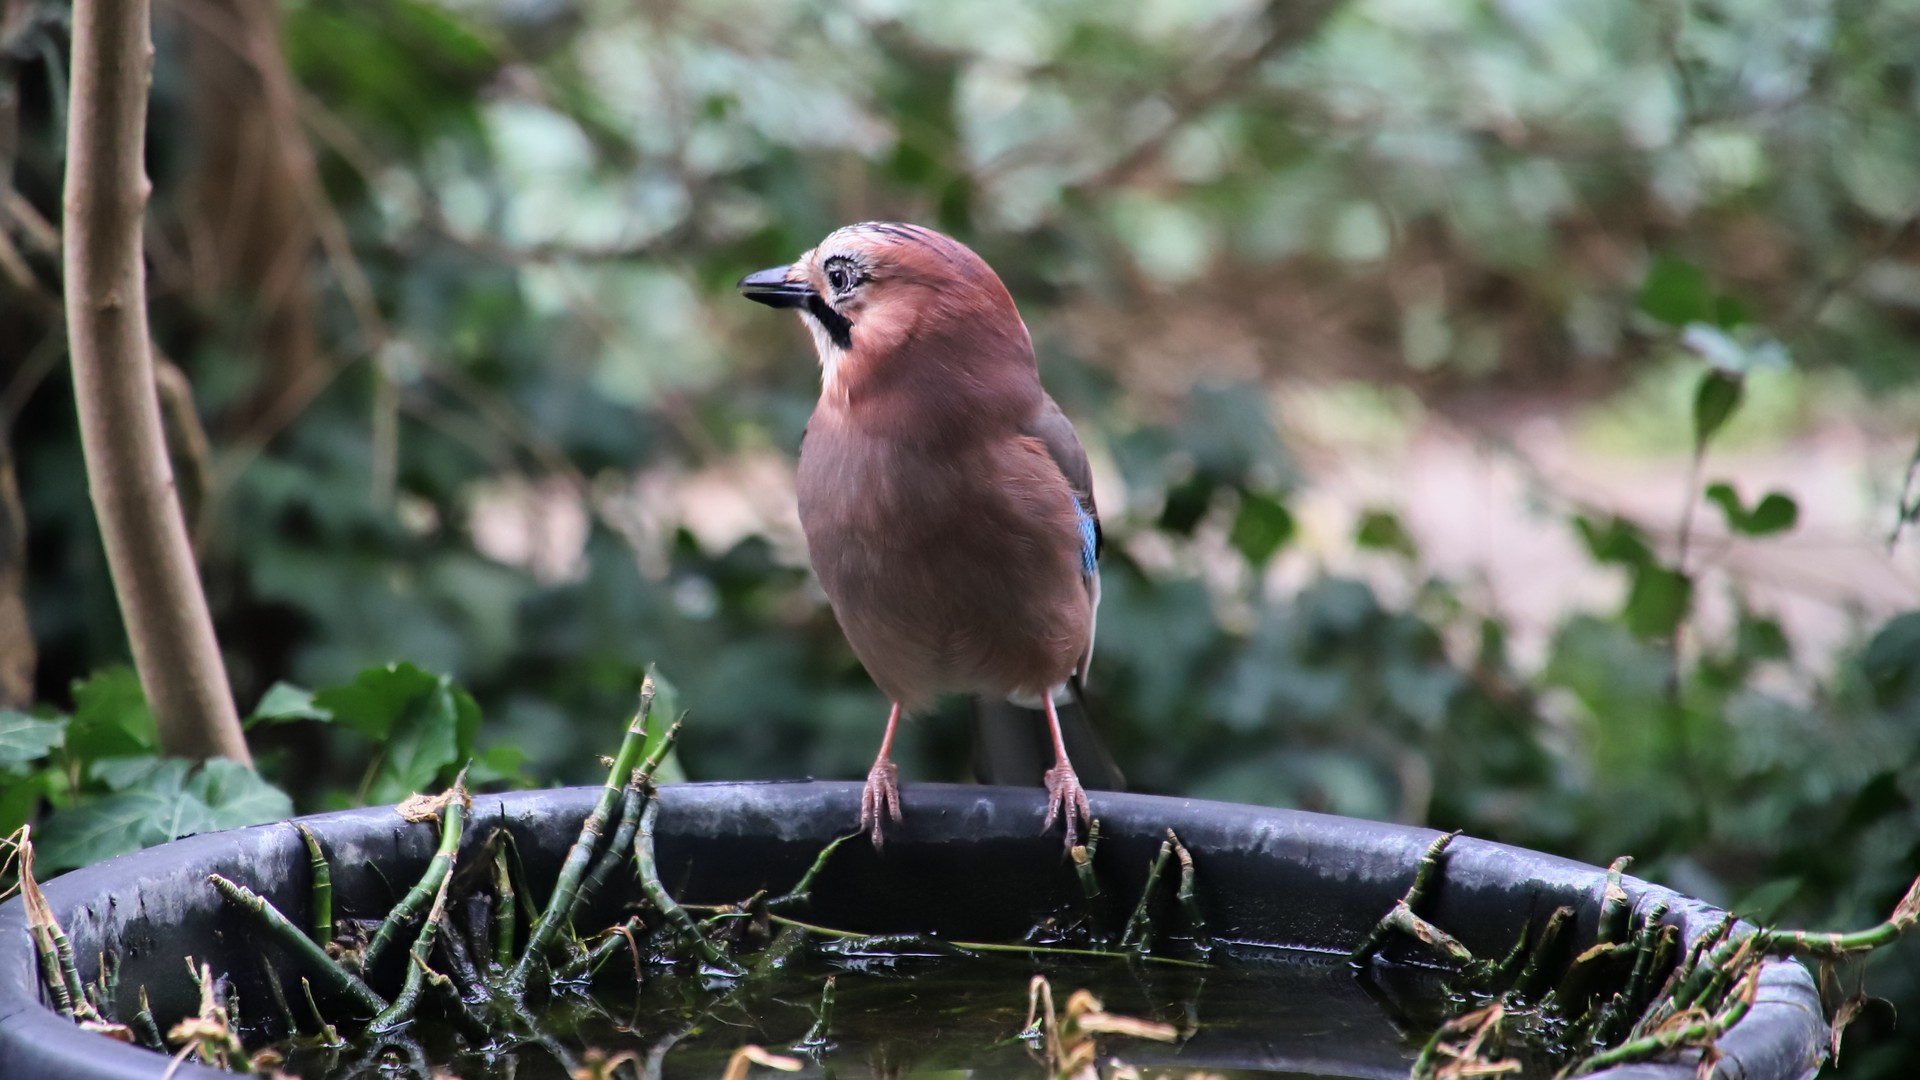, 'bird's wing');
1021,393,1101,674
974,394,1122,792
1023,393,1101,566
